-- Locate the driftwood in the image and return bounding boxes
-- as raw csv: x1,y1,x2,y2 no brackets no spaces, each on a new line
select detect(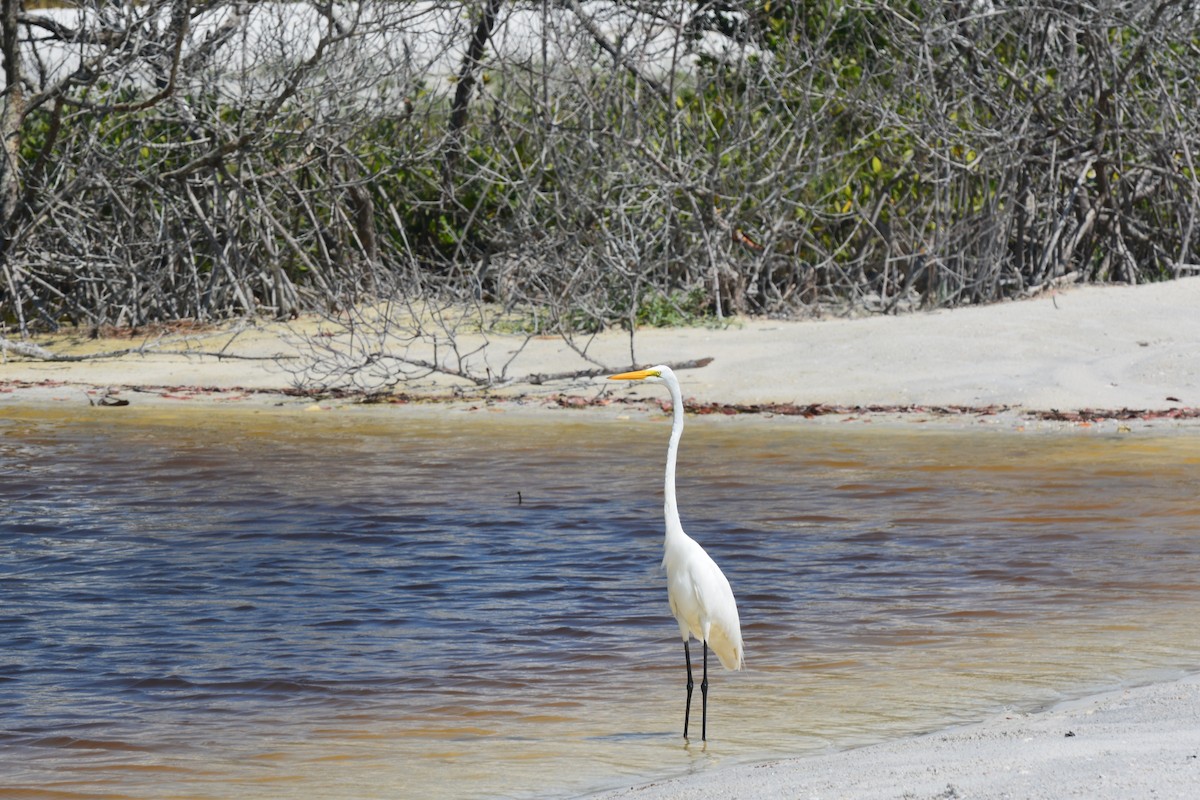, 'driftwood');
0,337,58,360
522,357,714,385
0,326,291,363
